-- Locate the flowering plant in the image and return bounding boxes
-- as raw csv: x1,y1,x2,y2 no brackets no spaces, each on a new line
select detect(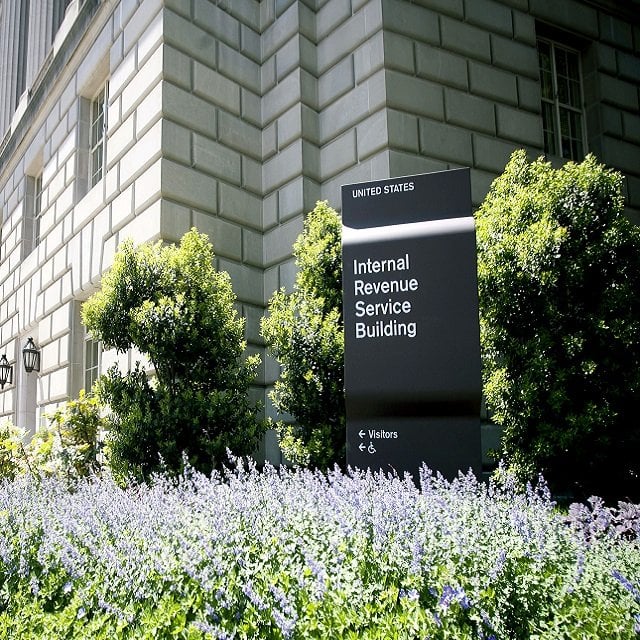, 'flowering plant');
0,459,638,638
0,392,105,484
